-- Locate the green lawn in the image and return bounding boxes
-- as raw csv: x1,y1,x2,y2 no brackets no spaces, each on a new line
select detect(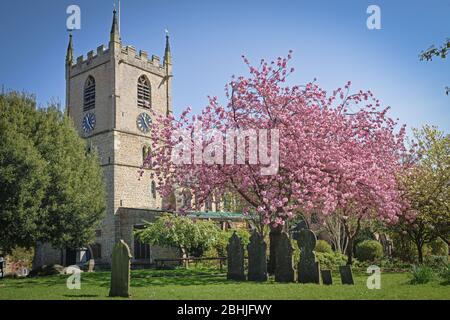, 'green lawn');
0,268,448,300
